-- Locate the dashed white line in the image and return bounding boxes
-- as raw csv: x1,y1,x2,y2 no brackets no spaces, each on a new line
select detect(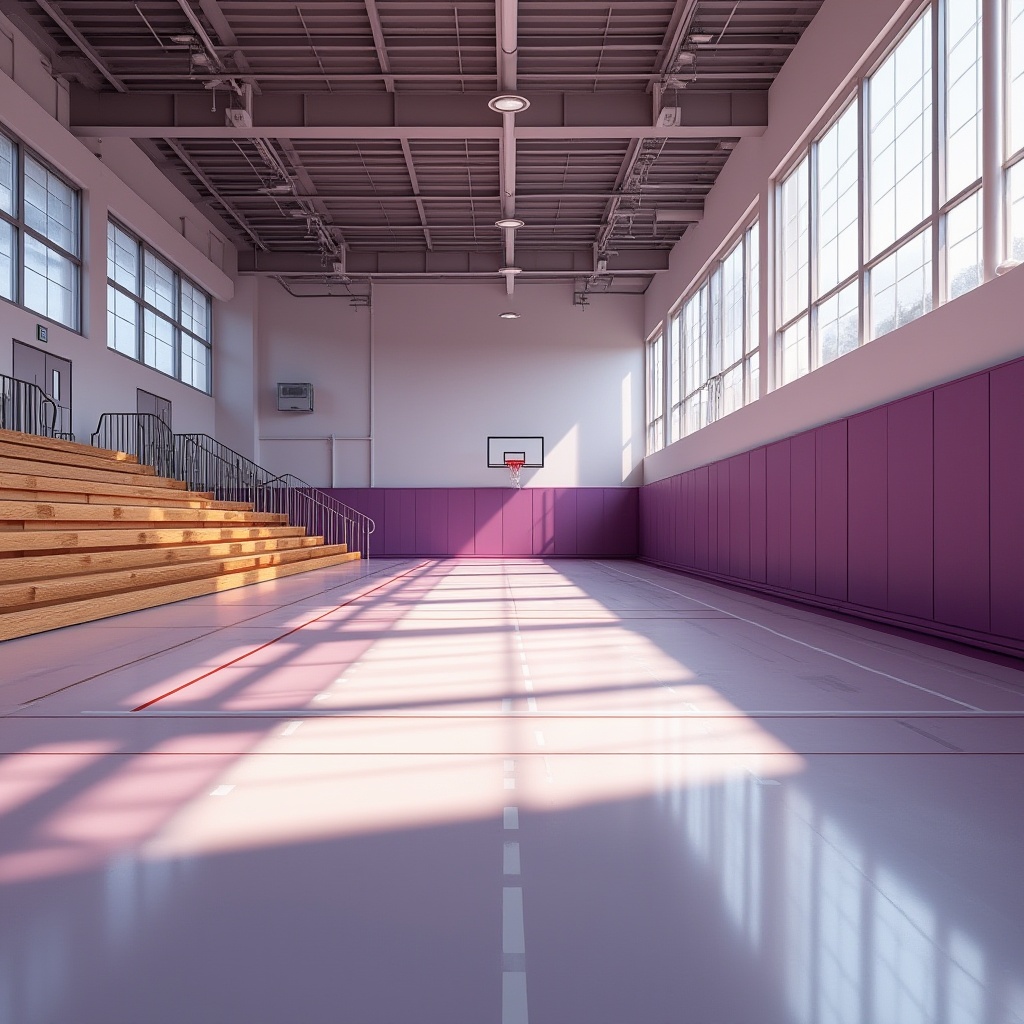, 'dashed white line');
504,778,516,789
526,697,537,712
503,887,526,954
281,721,303,736
503,806,519,830
534,731,546,748
209,785,235,797
502,972,529,1024
503,841,521,875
